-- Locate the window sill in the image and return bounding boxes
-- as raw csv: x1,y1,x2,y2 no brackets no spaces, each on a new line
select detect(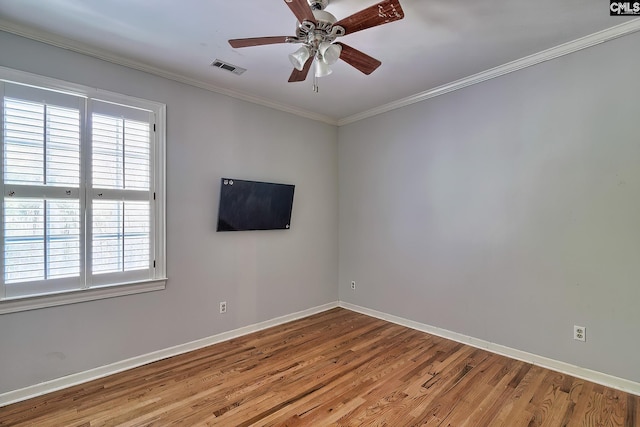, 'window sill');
0,279,167,315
